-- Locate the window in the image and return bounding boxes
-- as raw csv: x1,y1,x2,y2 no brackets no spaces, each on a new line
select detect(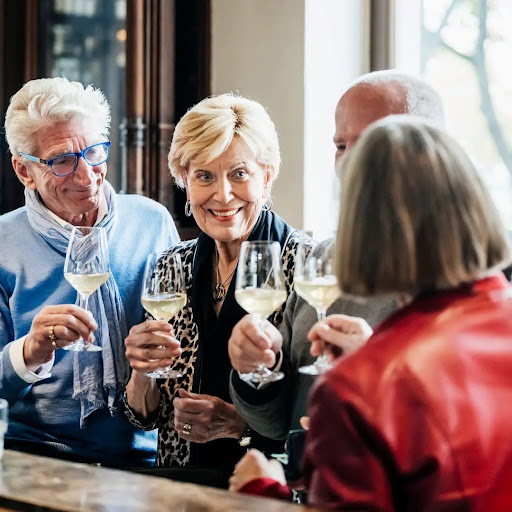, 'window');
42,0,126,191
395,0,512,227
